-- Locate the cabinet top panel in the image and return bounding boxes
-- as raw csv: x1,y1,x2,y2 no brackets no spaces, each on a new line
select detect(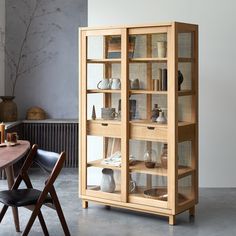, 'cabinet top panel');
79,22,198,32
